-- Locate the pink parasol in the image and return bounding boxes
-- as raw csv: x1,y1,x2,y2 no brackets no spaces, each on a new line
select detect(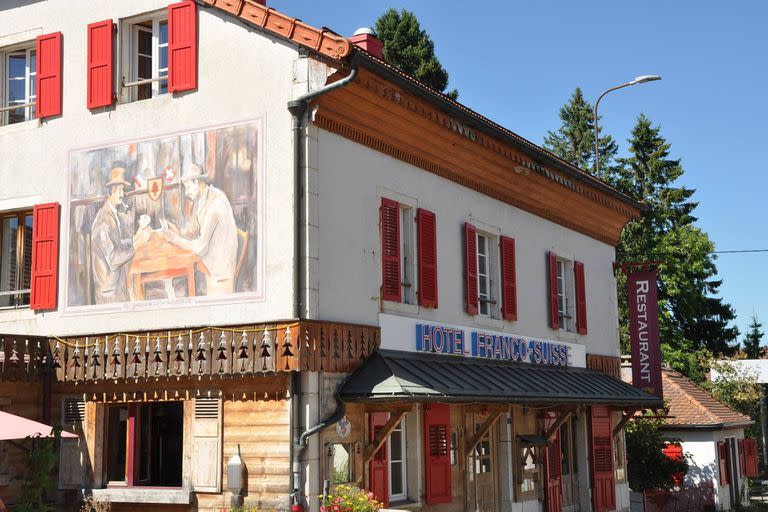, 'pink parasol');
0,411,78,441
